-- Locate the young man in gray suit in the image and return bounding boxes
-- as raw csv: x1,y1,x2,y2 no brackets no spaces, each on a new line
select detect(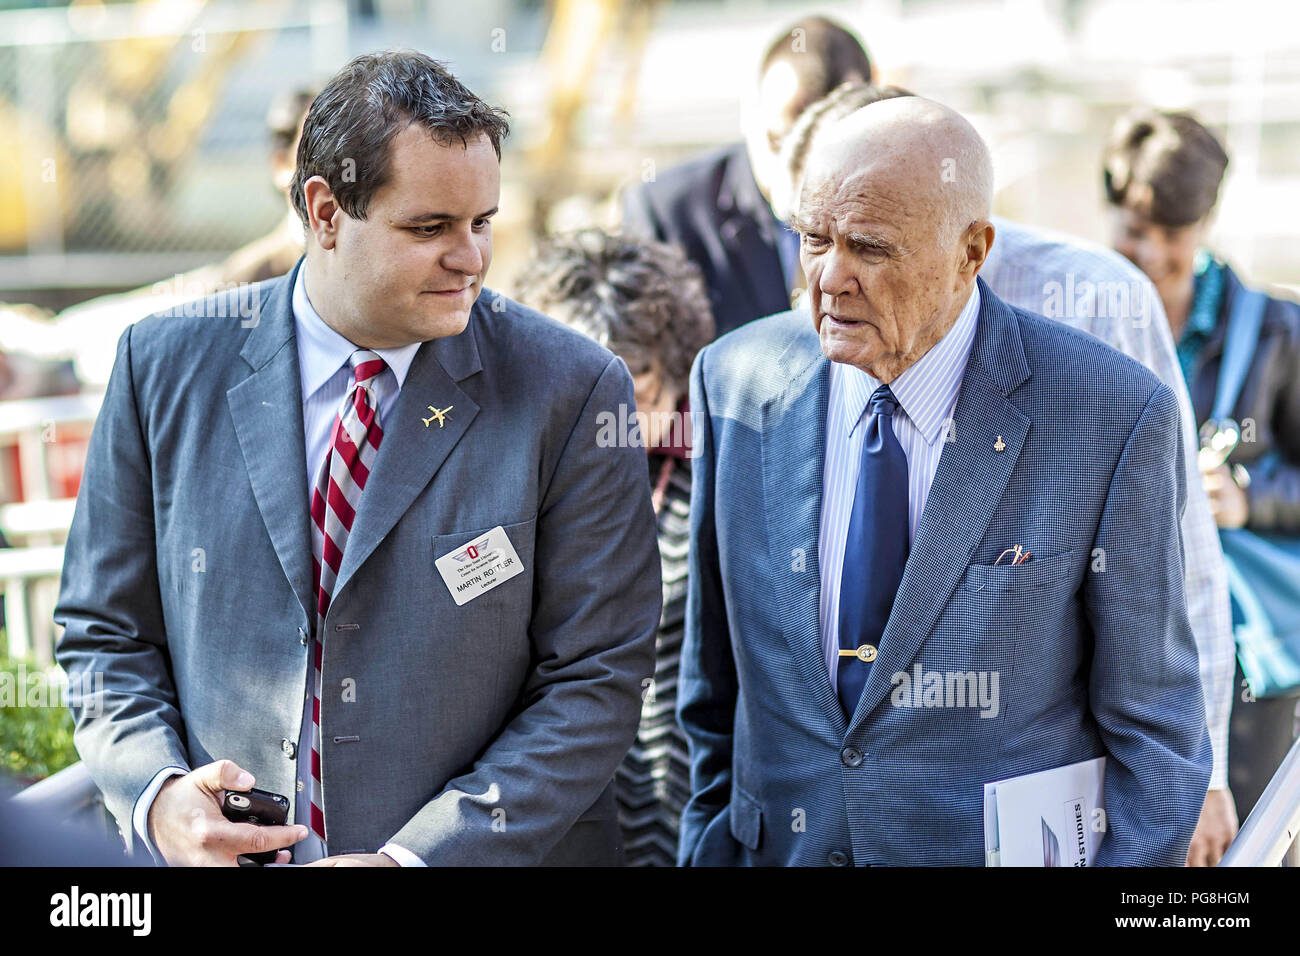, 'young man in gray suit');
54,51,661,866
